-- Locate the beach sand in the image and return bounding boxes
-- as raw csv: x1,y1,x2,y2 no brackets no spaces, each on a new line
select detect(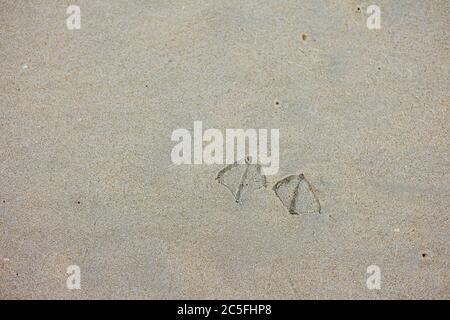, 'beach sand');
0,0,448,299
